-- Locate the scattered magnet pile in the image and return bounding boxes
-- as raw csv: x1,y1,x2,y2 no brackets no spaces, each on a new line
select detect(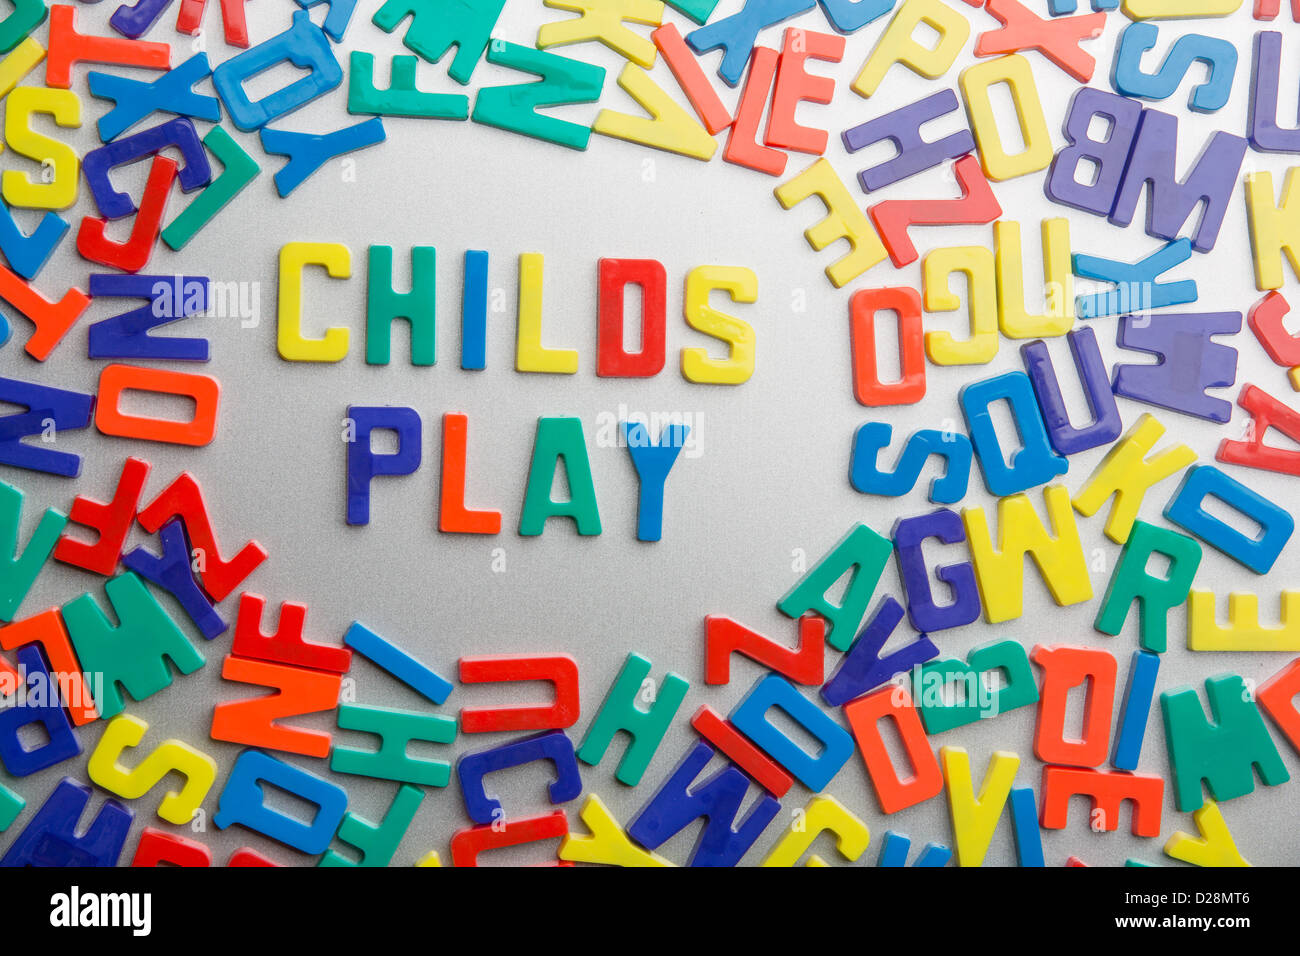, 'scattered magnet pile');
2,0,1300,867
